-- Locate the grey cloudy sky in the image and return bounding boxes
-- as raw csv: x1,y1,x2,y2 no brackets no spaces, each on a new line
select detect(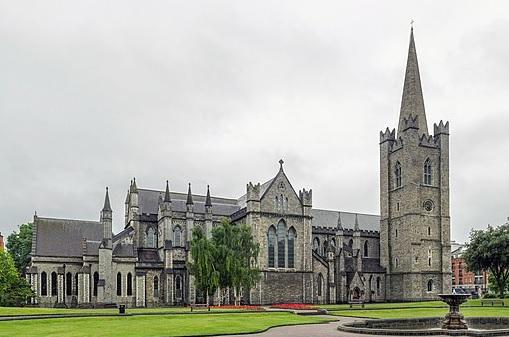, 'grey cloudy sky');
1,1,508,243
